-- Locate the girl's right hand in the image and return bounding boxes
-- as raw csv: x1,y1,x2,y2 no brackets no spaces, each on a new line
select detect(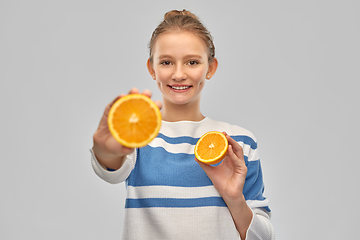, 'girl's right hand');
92,88,162,170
